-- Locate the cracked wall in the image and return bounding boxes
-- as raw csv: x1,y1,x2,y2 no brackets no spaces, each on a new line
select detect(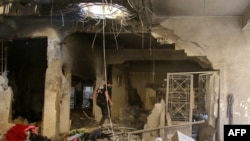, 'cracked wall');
152,16,250,141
